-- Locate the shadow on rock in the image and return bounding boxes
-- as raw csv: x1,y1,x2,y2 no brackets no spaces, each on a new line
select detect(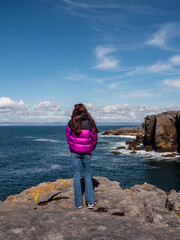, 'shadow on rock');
80,177,100,196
